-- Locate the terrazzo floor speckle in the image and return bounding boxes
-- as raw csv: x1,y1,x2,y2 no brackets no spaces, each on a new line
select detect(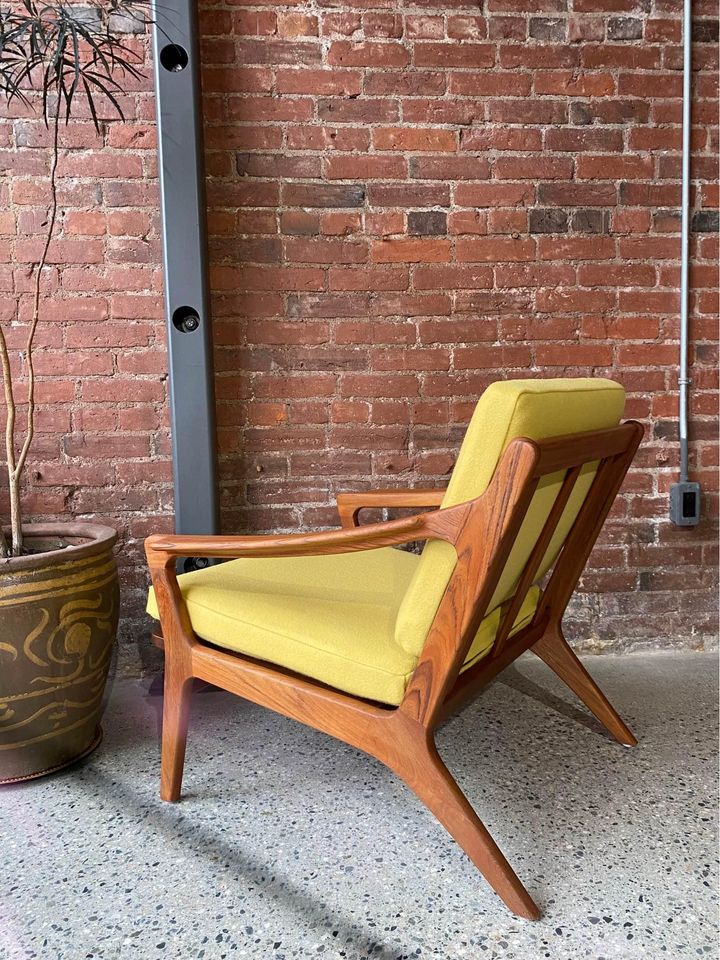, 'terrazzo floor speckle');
2,651,717,960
